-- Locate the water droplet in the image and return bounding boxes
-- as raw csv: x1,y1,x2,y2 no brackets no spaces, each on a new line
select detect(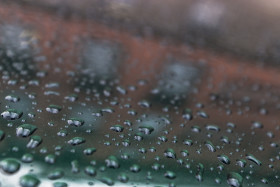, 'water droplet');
138,125,154,135
5,94,20,102
67,118,84,127
21,153,33,163
218,154,231,165
164,148,176,159
110,125,124,132
83,148,96,155
164,171,176,179
84,166,96,176
46,104,62,114
205,141,216,152
105,156,120,169
68,137,85,146
48,169,64,180
246,154,262,166
0,158,20,174
118,173,129,183
26,135,42,148
16,124,37,137
100,177,114,186
53,182,68,187
227,172,243,187
19,174,40,187
130,164,141,173
1,109,23,120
